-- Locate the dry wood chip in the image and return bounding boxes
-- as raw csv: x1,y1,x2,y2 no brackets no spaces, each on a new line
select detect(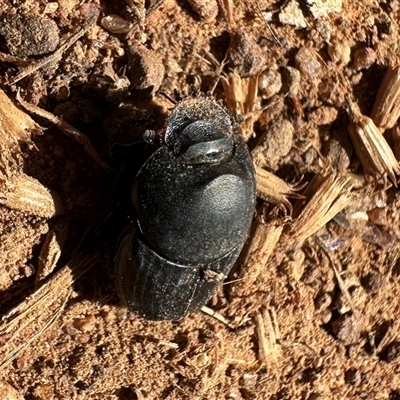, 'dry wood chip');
254,308,280,366
239,217,283,286
371,65,400,131
36,220,69,285
348,114,400,185
289,173,353,243
221,72,260,141
217,0,234,26
390,124,400,160
0,88,41,176
0,254,96,369
256,166,304,213
0,173,63,217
